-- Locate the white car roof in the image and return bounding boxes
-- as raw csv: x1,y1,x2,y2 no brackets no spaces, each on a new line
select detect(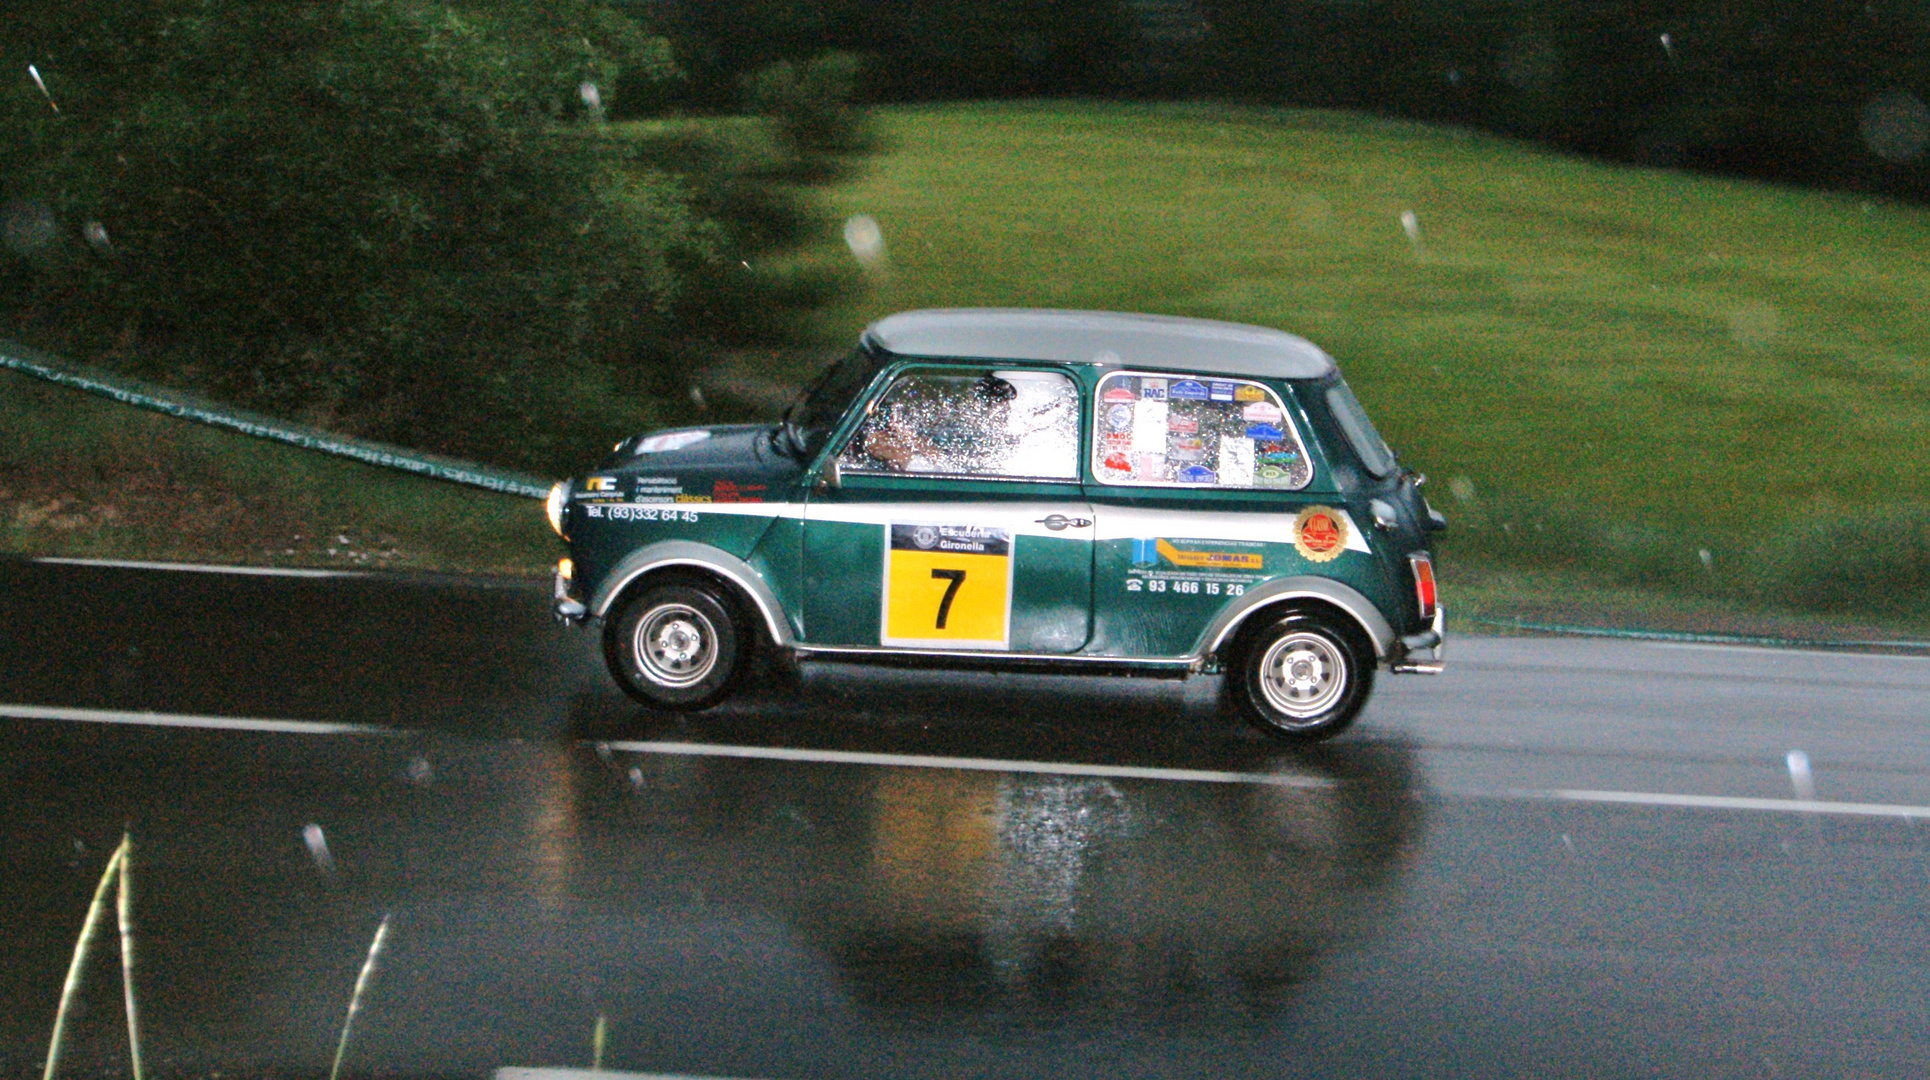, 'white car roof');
862,308,1337,380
